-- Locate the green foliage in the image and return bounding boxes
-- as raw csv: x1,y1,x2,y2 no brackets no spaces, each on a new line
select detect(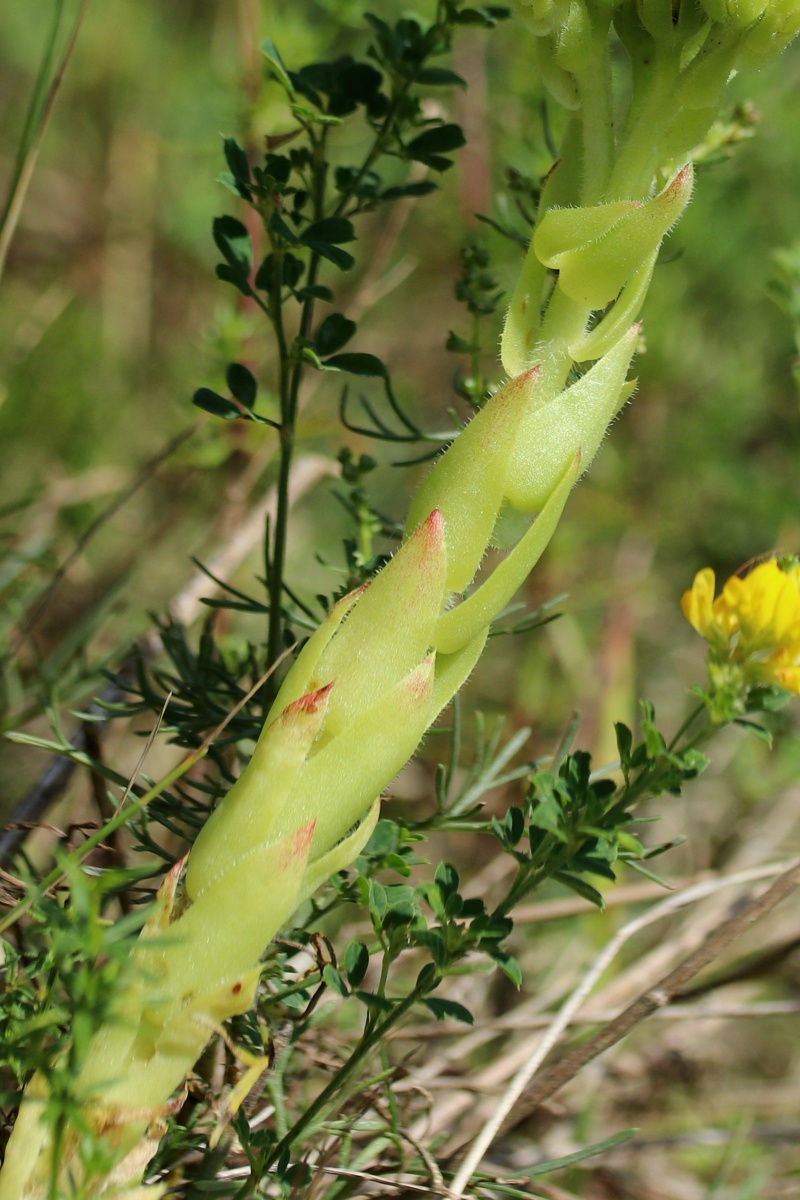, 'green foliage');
2,1,800,1197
